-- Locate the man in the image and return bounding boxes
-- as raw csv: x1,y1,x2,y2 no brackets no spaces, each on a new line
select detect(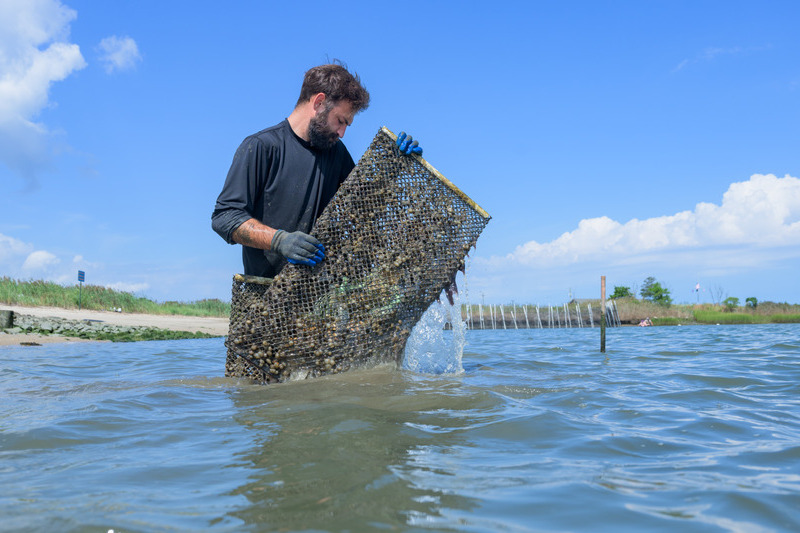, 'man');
212,63,422,277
